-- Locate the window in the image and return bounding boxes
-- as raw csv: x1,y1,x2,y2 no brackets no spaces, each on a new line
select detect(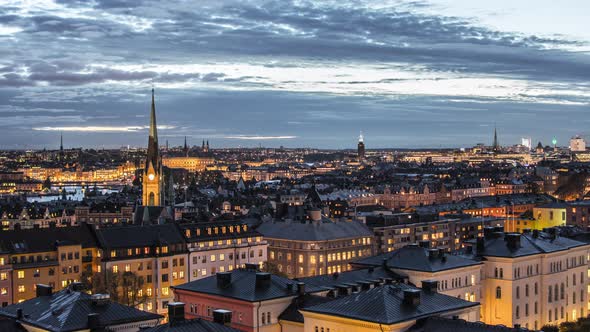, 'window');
18,285,25,293
17,271,24,279
516,286,520,299
496,287,501,299
112,265,118,273
161,287,169,296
